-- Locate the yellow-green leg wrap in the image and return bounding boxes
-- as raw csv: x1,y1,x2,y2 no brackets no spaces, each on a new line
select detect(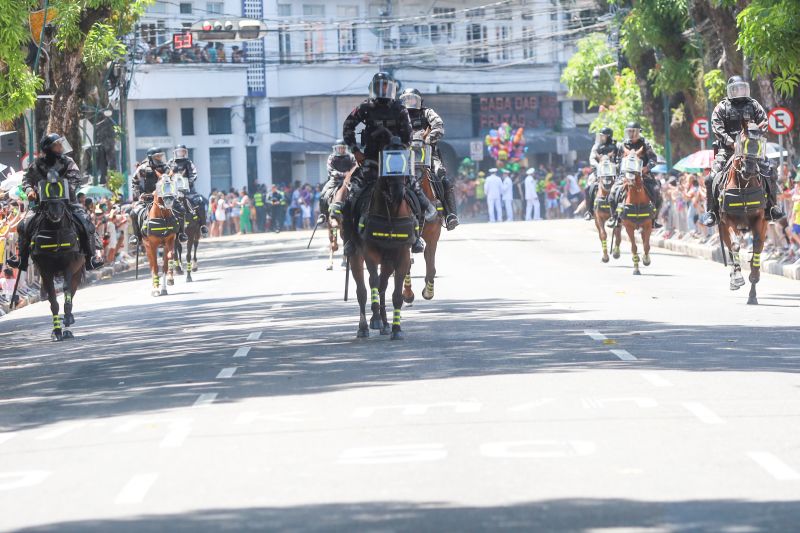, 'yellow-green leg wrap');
392,309,401,326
